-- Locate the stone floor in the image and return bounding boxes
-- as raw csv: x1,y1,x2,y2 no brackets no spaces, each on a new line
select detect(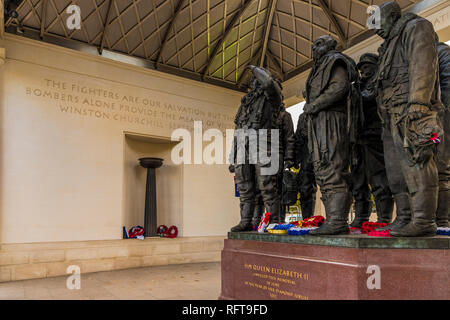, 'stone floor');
0,262,221,300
